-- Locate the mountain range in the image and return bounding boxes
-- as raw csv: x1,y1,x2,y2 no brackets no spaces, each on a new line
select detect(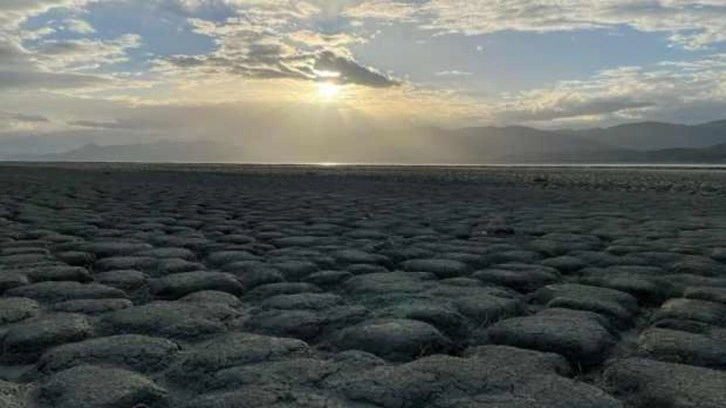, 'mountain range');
3,120,726,164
